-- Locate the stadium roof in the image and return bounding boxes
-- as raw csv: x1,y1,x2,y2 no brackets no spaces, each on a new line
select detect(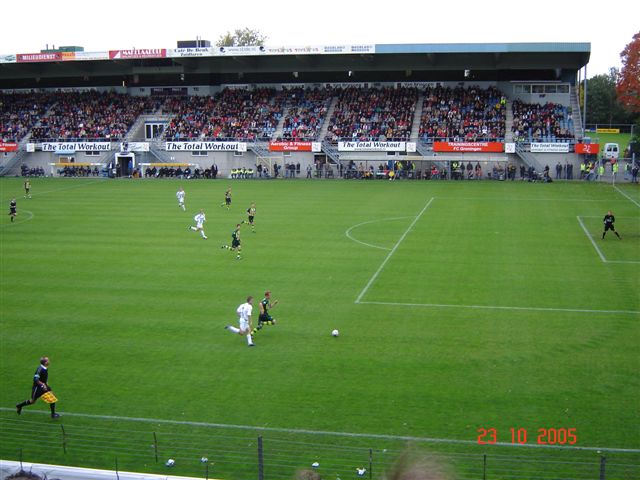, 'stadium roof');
0,42,591,88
